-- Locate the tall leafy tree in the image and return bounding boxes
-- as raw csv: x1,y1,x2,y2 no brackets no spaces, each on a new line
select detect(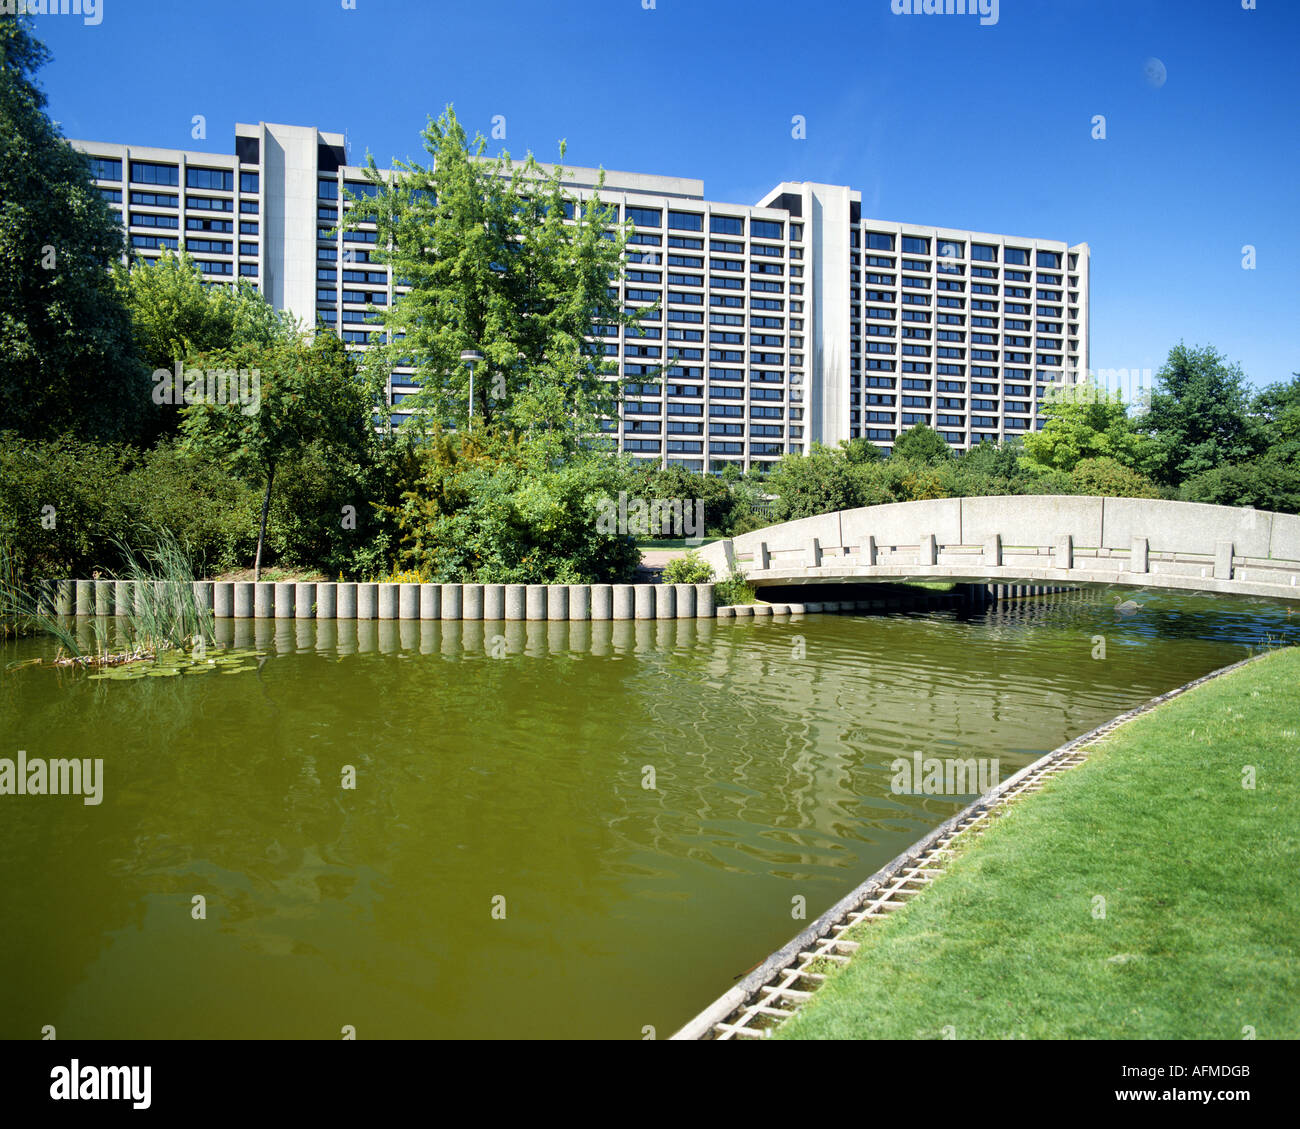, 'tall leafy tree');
1021,381,1147,473
890,423,953,465
1138,344,1261,485
116,249,291,375
178,330,377,579
345,105,650,455
1250,373,1300,464
0,15,148,439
